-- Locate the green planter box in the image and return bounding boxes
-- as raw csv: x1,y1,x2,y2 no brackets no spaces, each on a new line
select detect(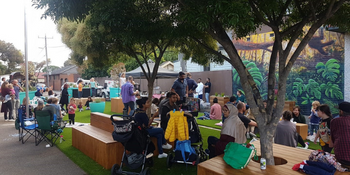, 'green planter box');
110,87,121,98
90,102,106,113
19,91,36,104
